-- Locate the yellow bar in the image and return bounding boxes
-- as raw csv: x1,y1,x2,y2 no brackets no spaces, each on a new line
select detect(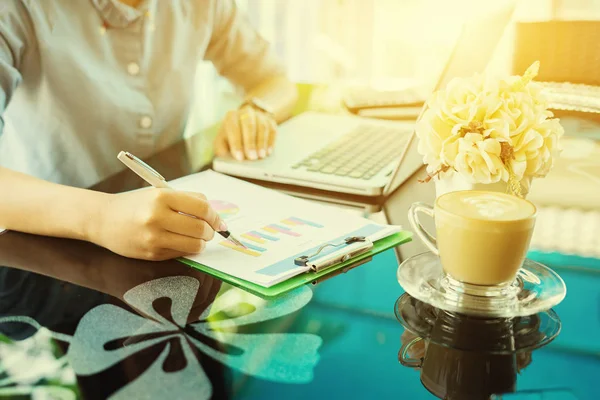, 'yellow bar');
220,241,261,257
262,227,279,234
241,234,266,244
281,219,301,226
